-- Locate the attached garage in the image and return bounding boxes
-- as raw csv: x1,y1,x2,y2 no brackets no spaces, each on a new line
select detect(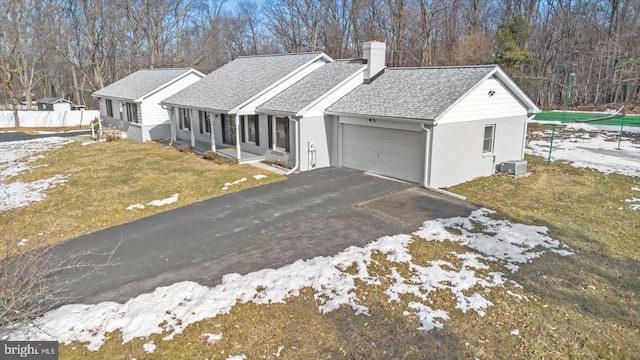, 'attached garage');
341,123,424,183
328,65,540,188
